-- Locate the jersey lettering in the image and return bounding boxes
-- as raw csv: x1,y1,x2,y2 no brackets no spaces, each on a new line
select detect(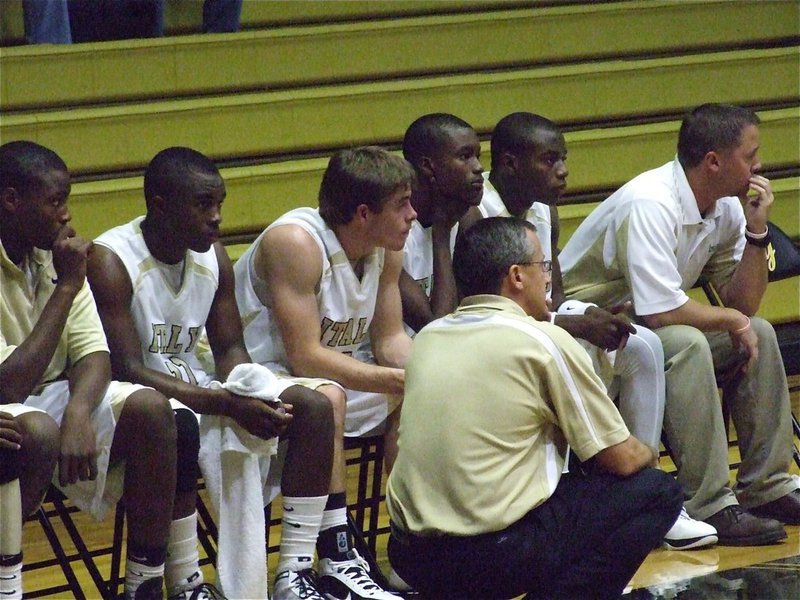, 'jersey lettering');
148,323,203,354
165,324,183,354
185,326,202,353
149,324,169,353
319,317,369,349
